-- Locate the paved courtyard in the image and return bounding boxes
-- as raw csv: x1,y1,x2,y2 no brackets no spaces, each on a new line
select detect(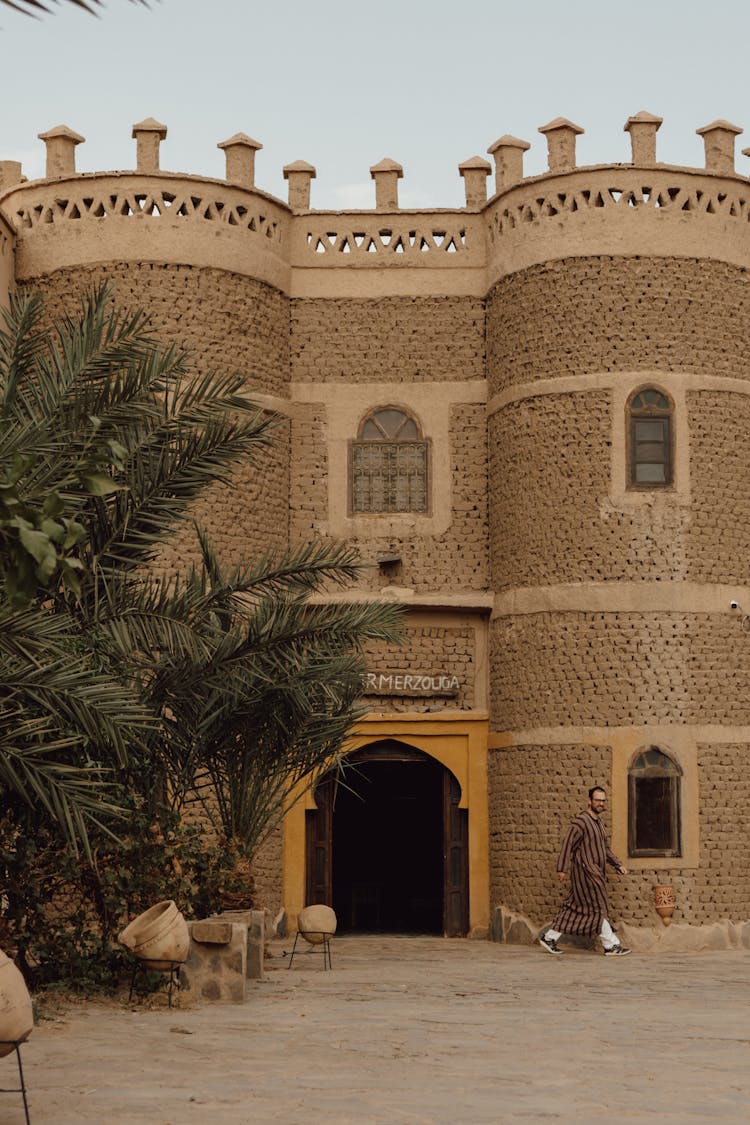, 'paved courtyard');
5,935,750,1124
